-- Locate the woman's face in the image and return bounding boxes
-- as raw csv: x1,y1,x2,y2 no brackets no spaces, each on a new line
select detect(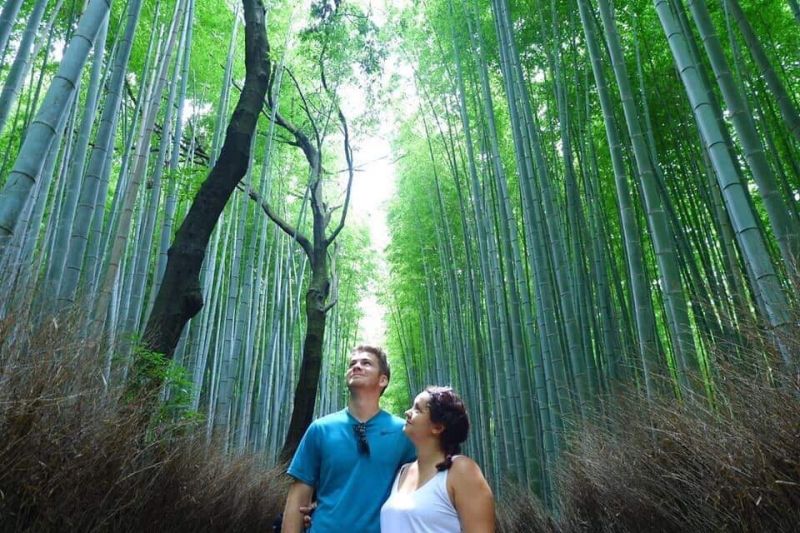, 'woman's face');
403,391,442,441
